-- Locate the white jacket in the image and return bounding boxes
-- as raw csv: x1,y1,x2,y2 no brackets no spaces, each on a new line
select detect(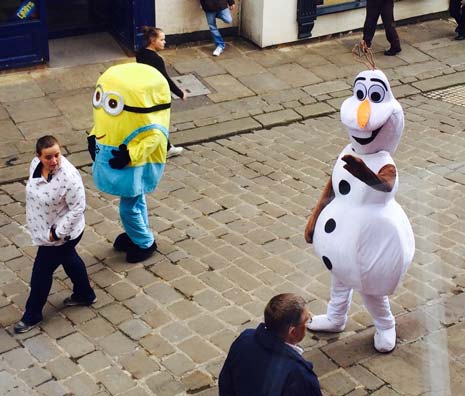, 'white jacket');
26,156,86,246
